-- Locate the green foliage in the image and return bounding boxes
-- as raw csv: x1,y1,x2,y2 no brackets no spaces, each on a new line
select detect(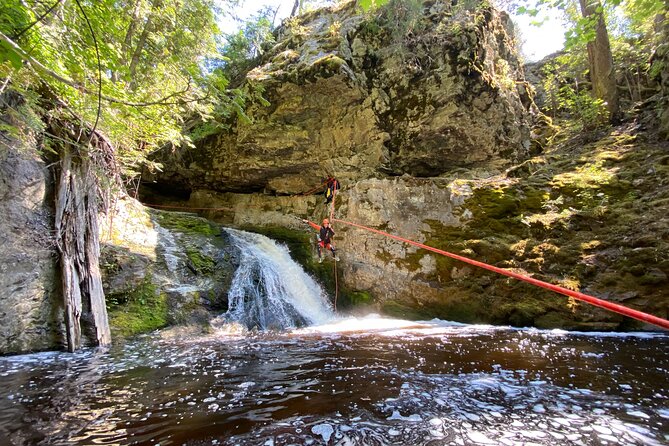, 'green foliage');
540,52,608,130
358,0,390,12
375,0,425,44
0,0,243,178
217,7,277,83
557,84,609,130
512,0,664,49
